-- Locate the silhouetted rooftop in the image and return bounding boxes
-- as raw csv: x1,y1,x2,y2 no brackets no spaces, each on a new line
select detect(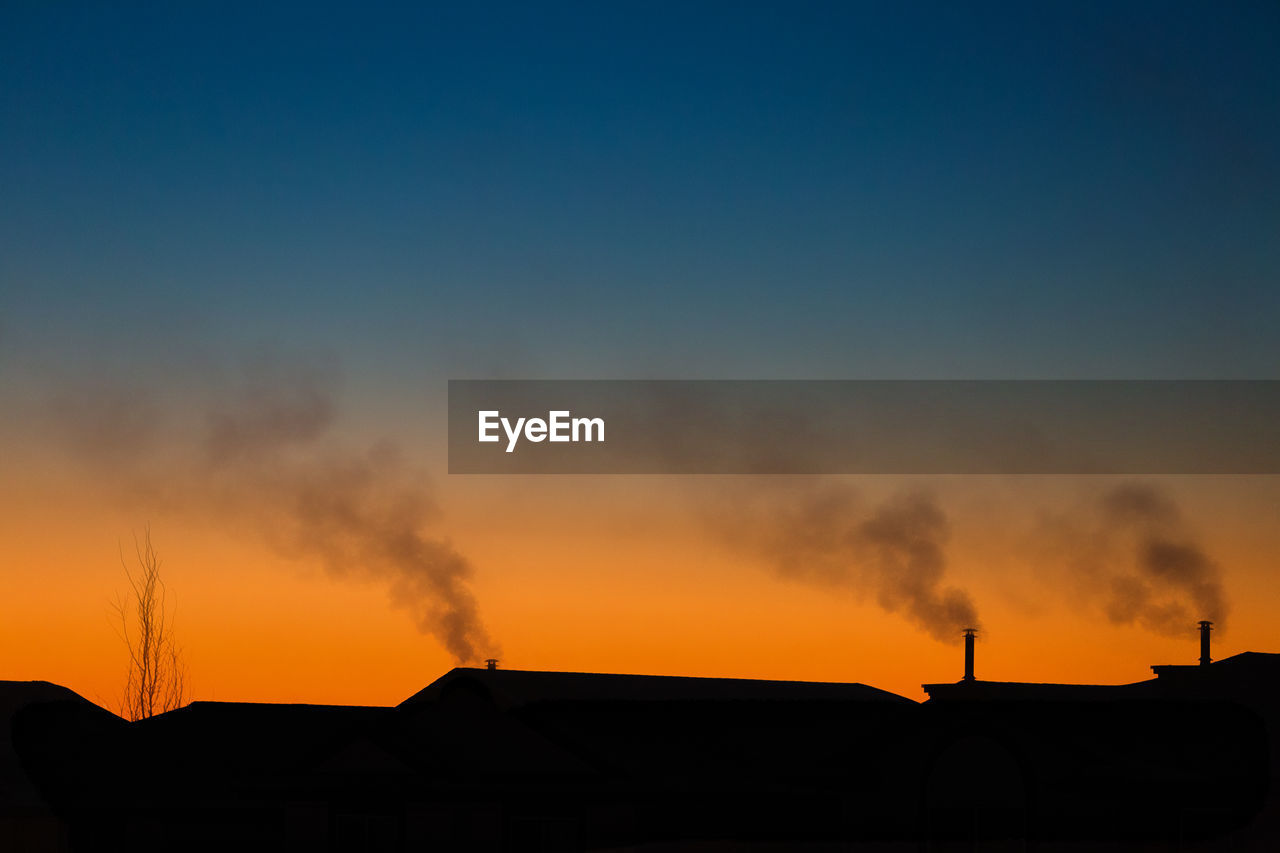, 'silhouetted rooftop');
0,681,115,811
401,667,915,709
925,652,1280,702
1151,650,1280,676
7,653,1280,849
921,679,1153,702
